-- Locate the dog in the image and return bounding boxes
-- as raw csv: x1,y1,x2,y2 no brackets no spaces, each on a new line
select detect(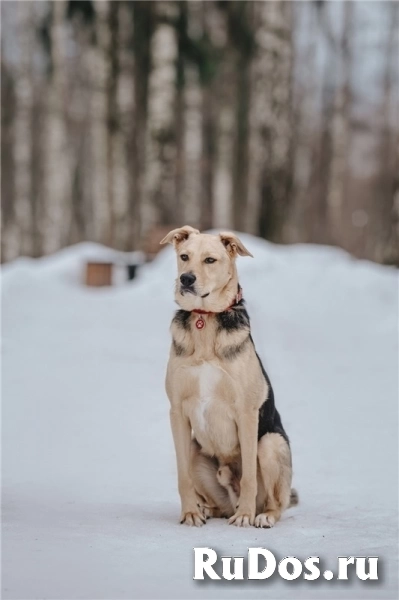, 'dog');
161,226,297,527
